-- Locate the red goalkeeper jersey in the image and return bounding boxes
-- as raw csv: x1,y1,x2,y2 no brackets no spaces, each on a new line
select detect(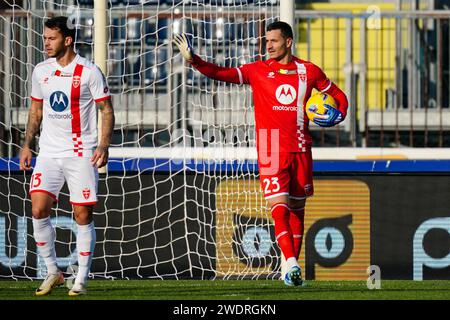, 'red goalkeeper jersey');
191,55,348,153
